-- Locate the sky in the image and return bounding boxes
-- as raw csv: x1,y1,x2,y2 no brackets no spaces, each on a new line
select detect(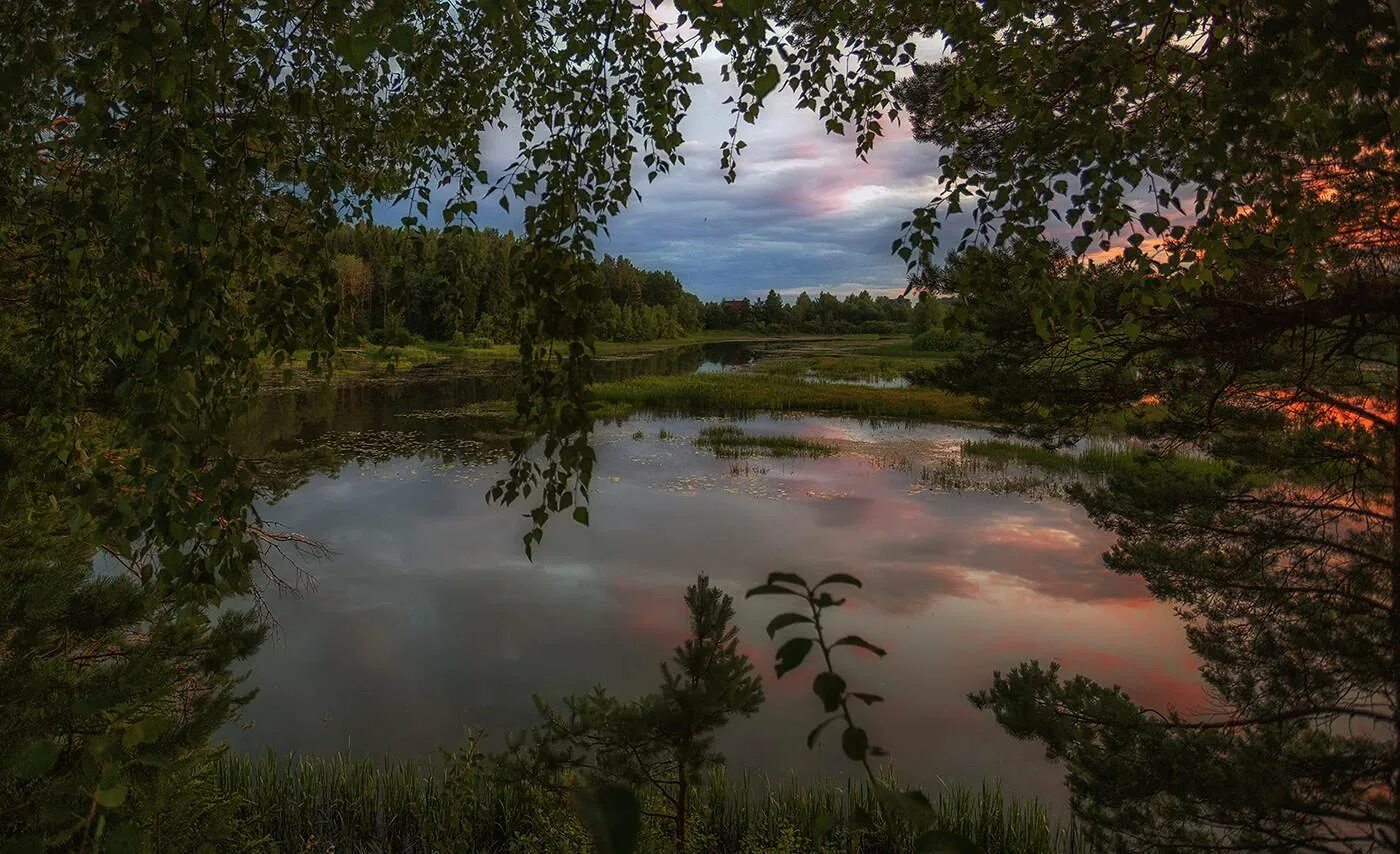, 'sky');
376,34,1187,303
400,48,953,303
579,57,945,302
